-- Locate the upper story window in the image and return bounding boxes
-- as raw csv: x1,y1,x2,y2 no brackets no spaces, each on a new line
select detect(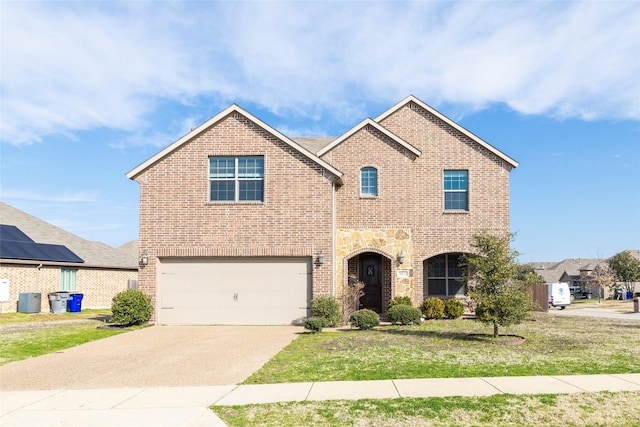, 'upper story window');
444,170,468,211
209,156,264,202
360,167,378,197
